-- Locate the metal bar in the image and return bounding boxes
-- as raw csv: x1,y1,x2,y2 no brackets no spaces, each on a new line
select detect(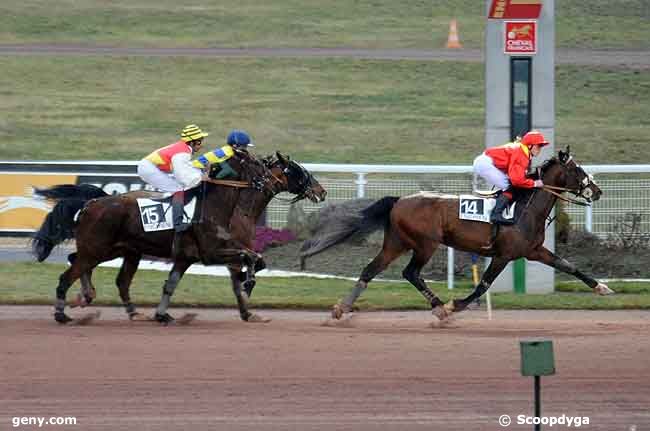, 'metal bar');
447,247,454,290
534,375,541,431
